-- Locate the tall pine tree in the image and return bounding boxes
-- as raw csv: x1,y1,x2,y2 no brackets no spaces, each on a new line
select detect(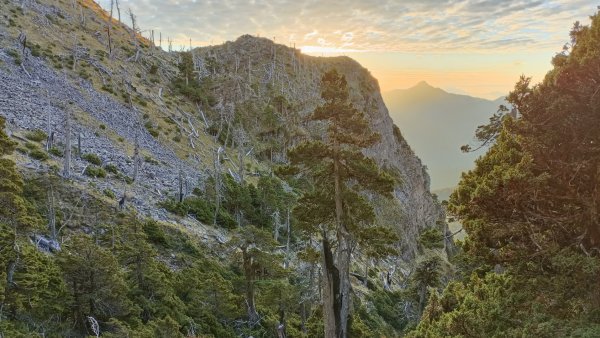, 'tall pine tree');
285,69,395,338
